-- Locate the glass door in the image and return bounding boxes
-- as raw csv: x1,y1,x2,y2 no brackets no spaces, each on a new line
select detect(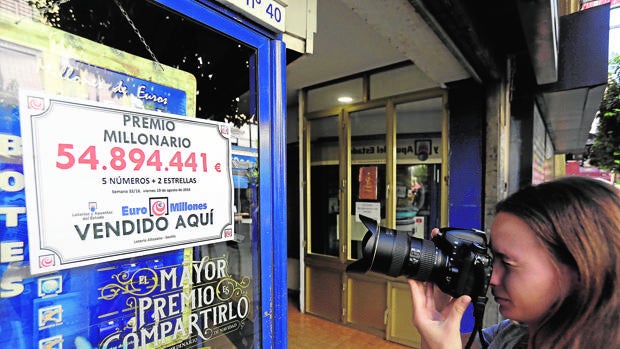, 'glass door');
304,113,346,321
